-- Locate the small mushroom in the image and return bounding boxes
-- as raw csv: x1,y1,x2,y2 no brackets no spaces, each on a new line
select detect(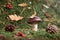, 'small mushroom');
28,16,42,31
